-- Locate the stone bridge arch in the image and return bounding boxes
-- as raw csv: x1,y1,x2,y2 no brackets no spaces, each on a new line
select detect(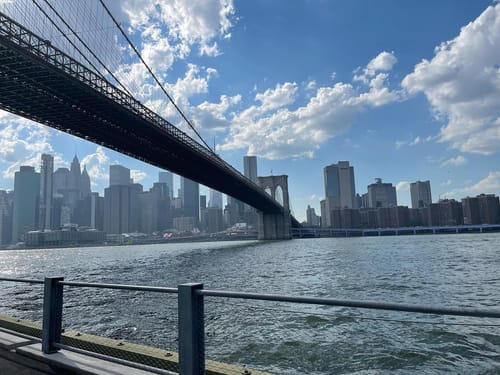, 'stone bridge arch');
257,175,291,240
